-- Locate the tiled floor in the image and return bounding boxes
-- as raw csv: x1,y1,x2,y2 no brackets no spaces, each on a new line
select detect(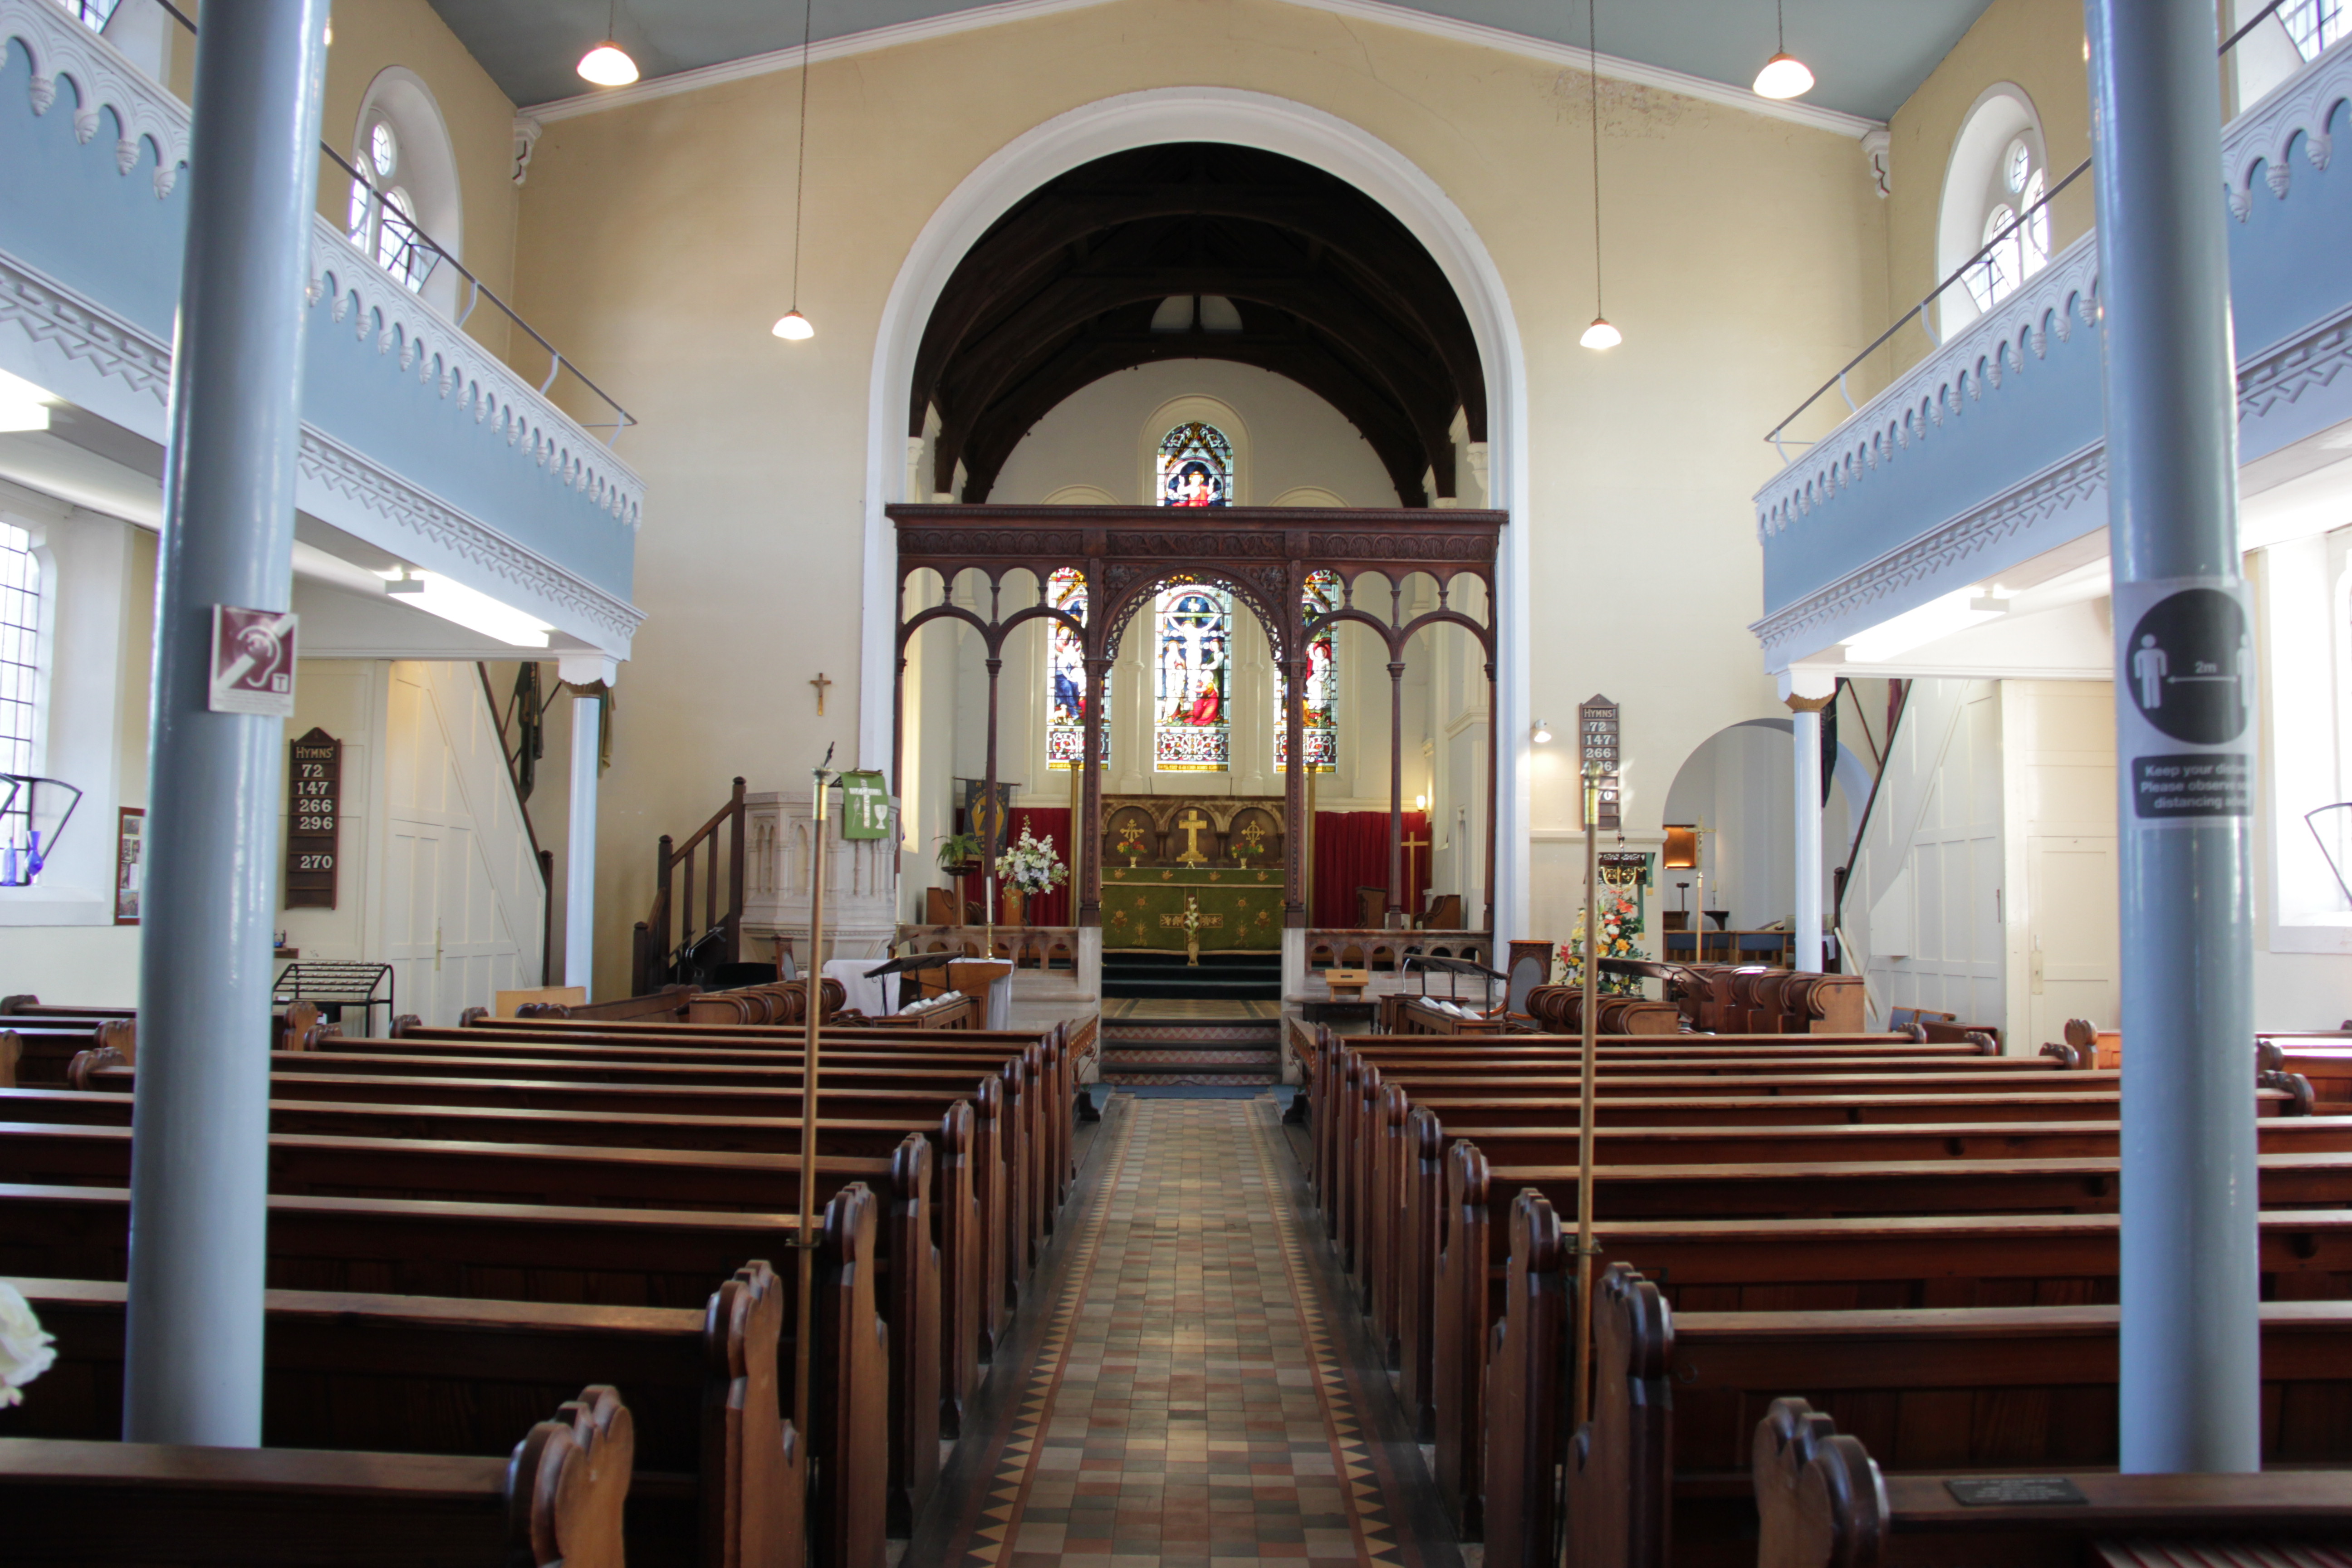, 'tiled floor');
929,1096,1449,1567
